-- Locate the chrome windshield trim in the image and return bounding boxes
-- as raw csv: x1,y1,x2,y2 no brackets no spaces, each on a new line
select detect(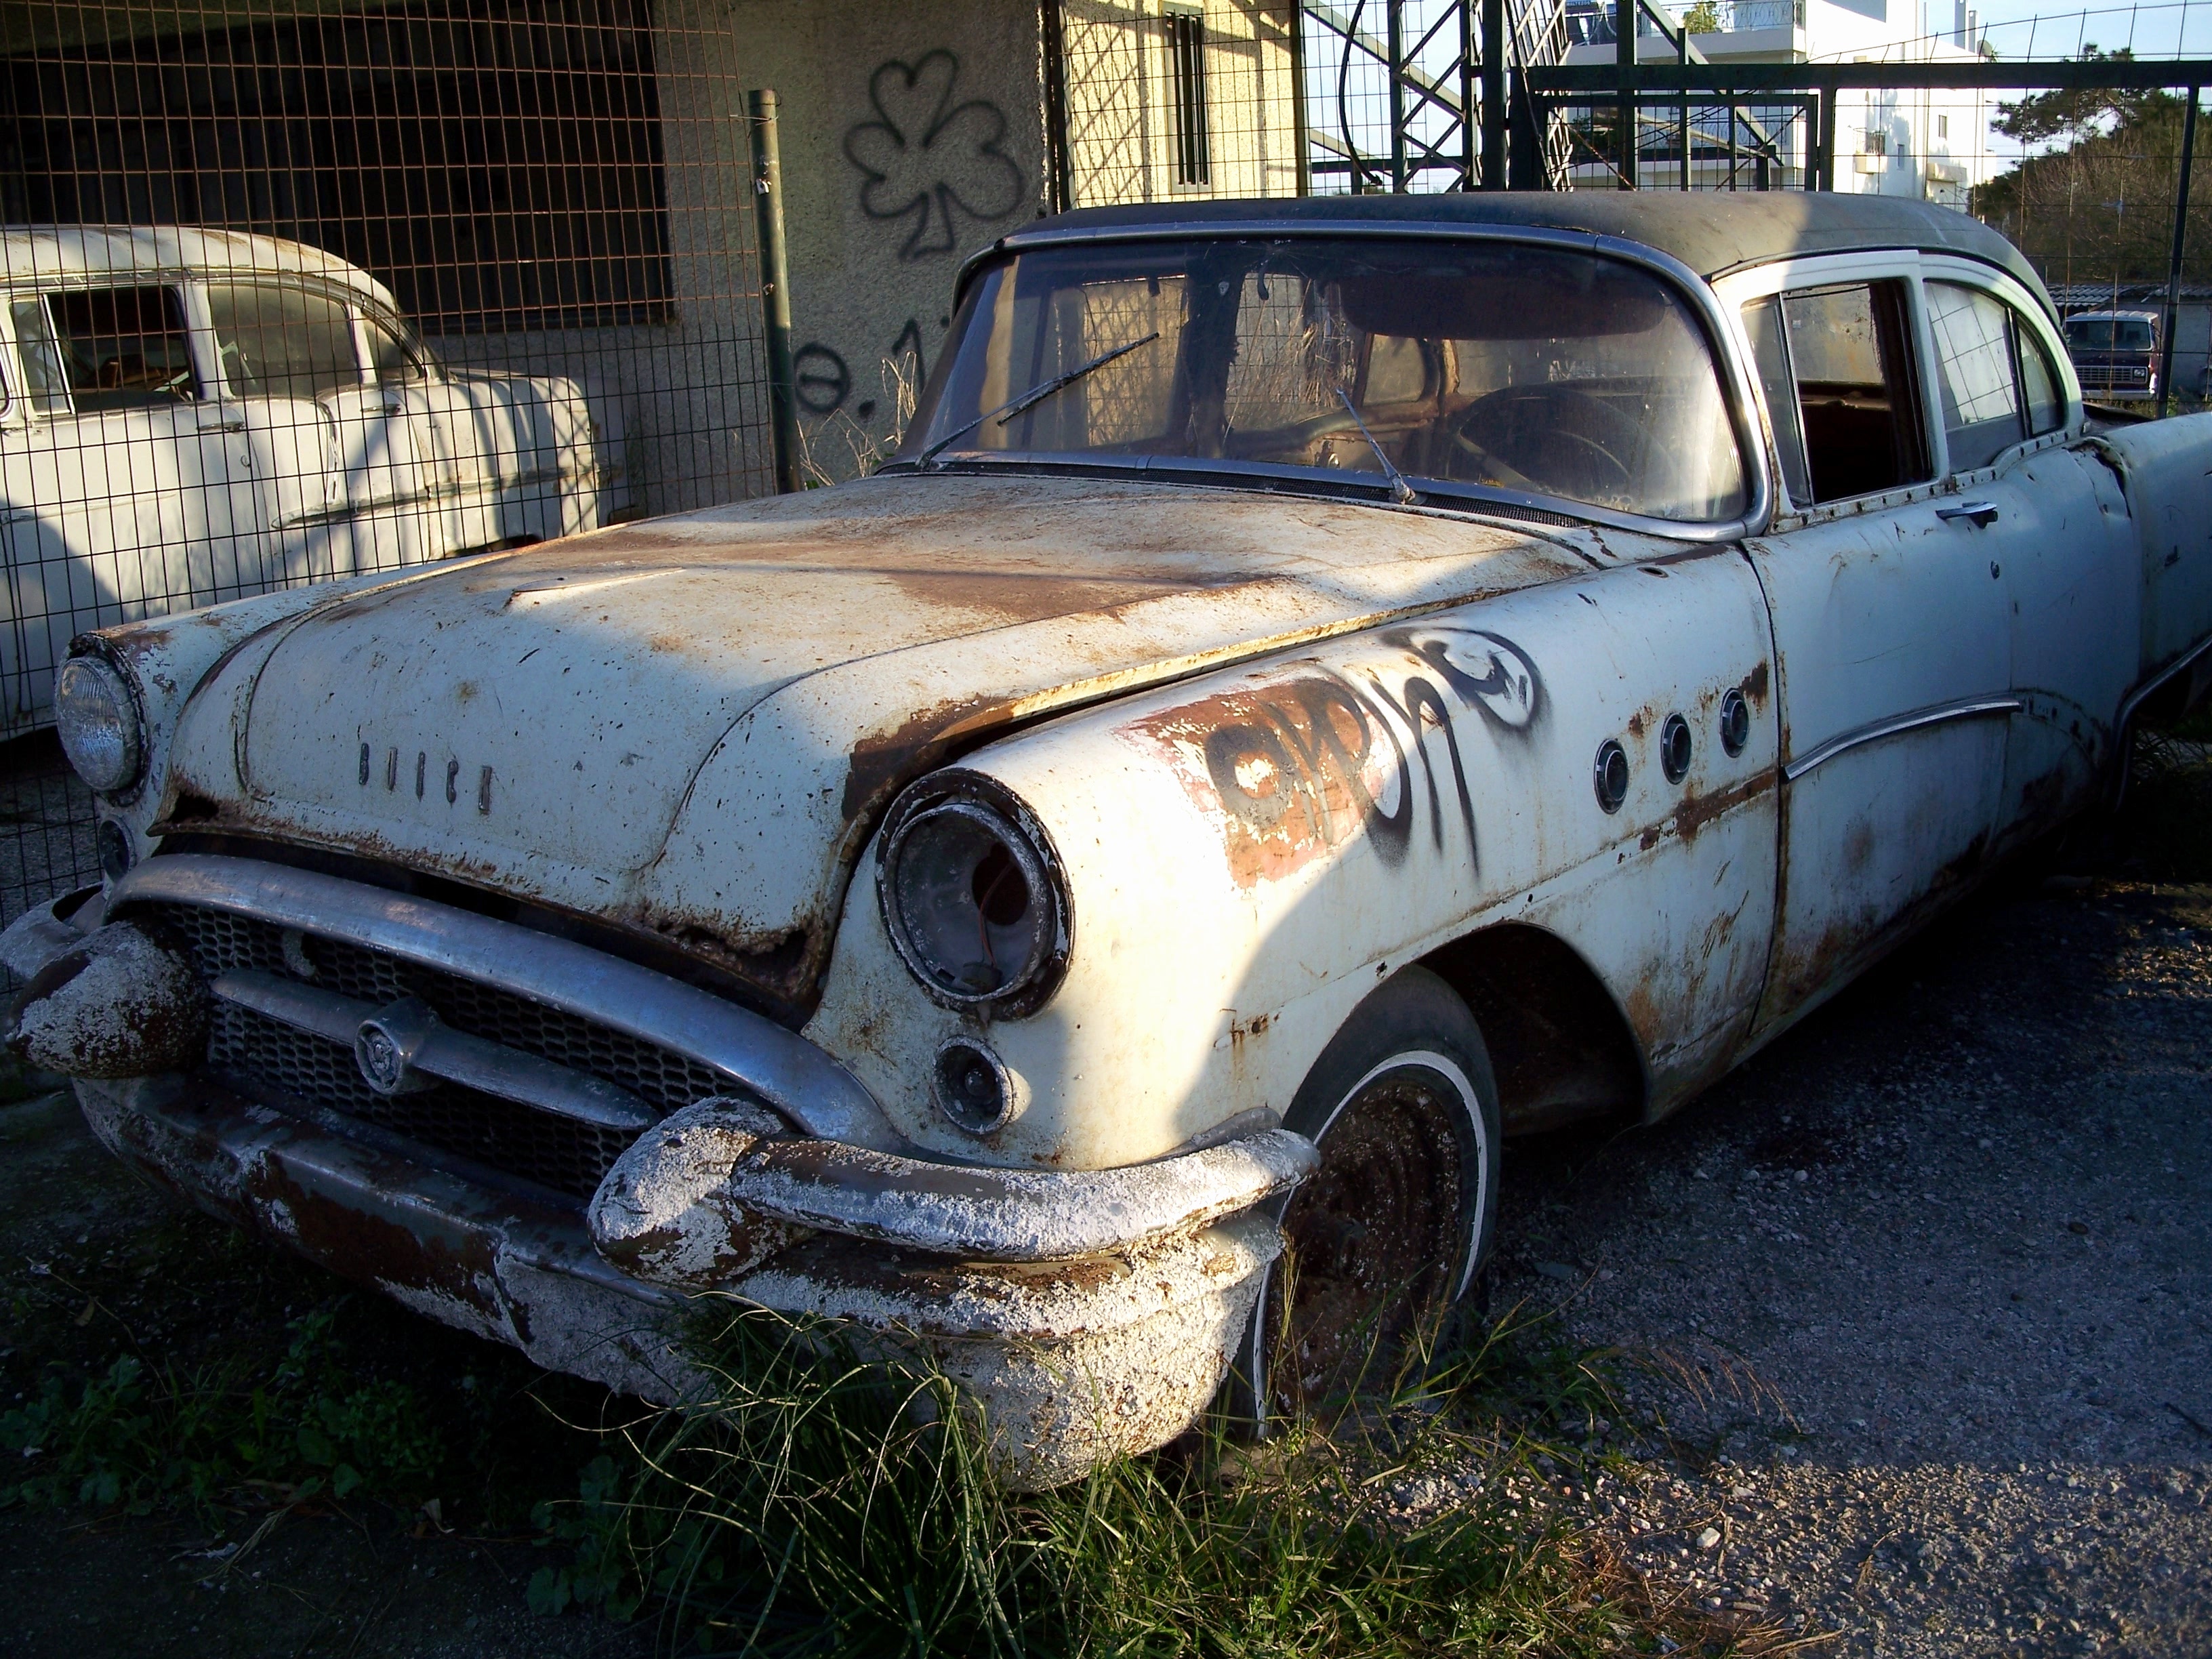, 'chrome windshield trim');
878,451,1756,545
931,220,1773,540
1782,696,2023,783
112,853,902,1150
